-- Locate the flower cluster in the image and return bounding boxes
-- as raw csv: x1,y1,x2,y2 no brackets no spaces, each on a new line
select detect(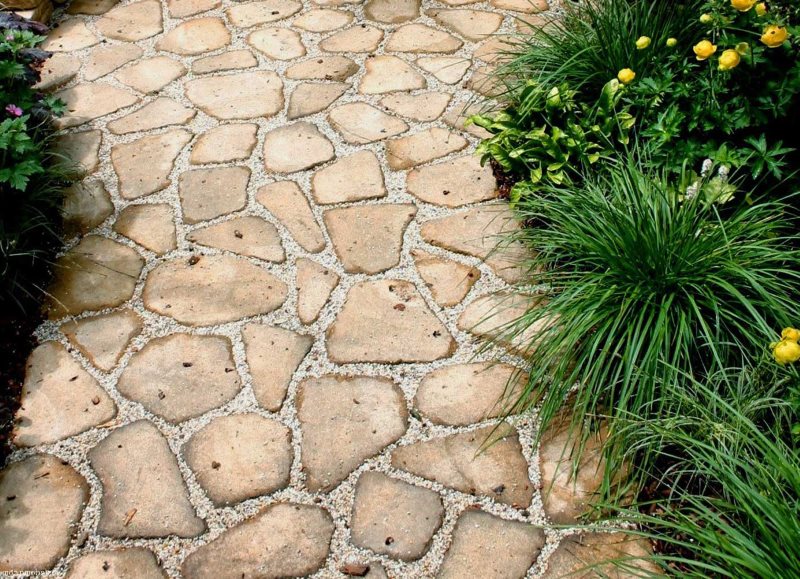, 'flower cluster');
772,327,800,365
